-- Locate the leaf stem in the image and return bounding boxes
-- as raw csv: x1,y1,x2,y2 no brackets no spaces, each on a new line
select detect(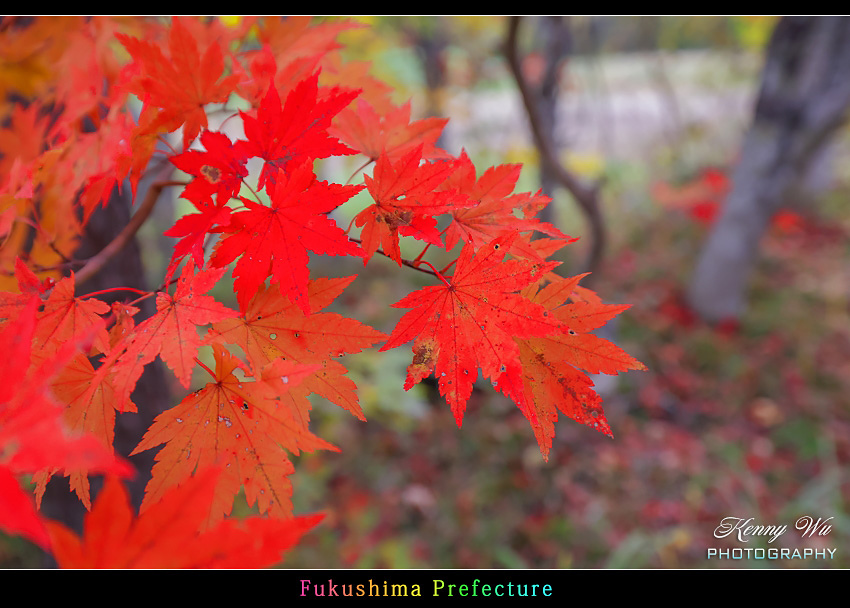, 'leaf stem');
240,177,263,203
82,286,150,299
194,356,216,379
417,260,451,287
412,243,432,265
345,157,374,185
439,258,457,275
347,236,452,284
127,290,157,308
157,135,180,157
